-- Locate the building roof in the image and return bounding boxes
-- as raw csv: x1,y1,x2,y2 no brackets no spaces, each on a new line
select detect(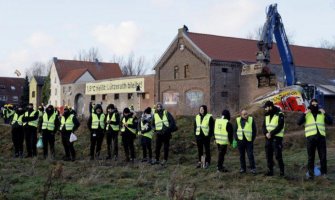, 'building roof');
33,76,46,86
54,58,123,84
61,68,89,84
187,32,335,69
318,85,335,95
